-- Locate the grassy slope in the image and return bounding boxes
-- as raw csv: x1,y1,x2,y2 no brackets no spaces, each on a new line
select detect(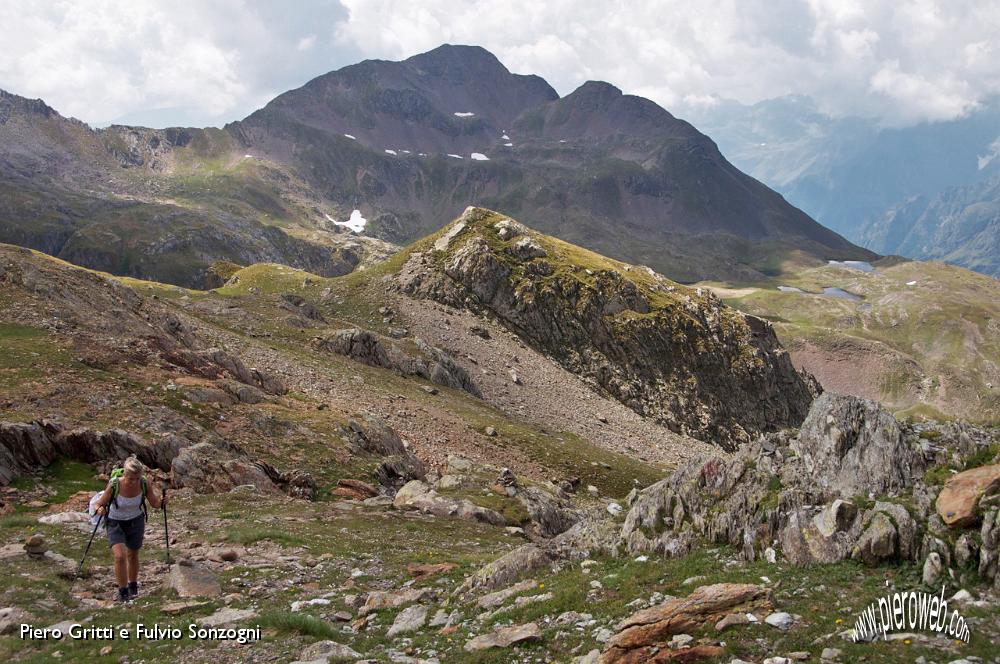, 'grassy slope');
706,259,1000,424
